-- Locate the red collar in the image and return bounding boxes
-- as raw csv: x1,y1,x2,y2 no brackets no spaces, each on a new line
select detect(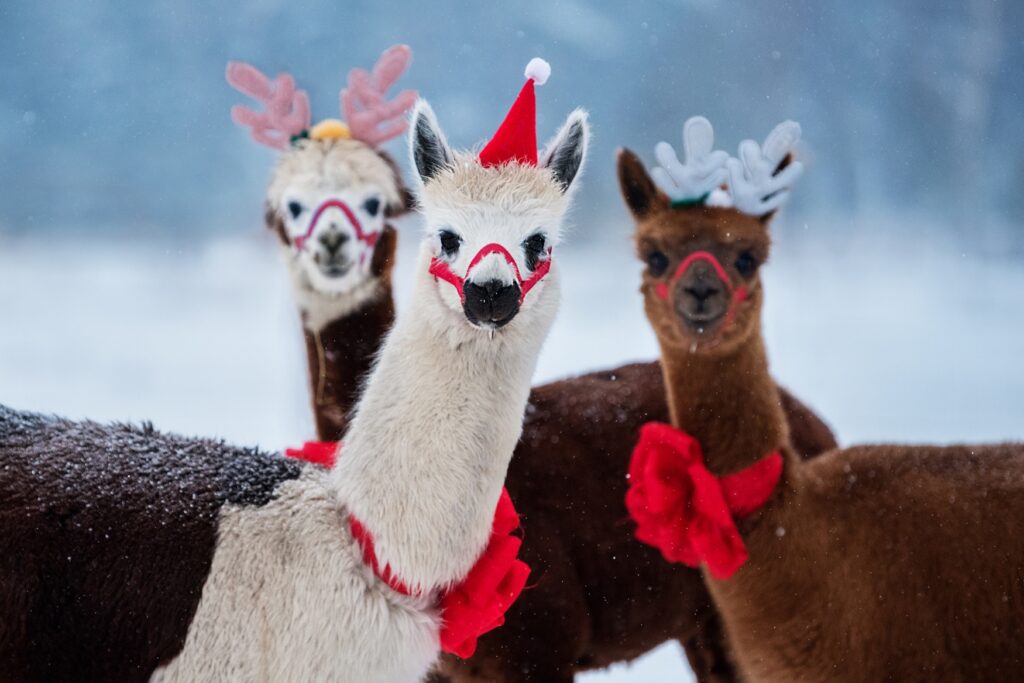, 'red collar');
285,441,530,658
348,514,412,594
625,422,782,580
